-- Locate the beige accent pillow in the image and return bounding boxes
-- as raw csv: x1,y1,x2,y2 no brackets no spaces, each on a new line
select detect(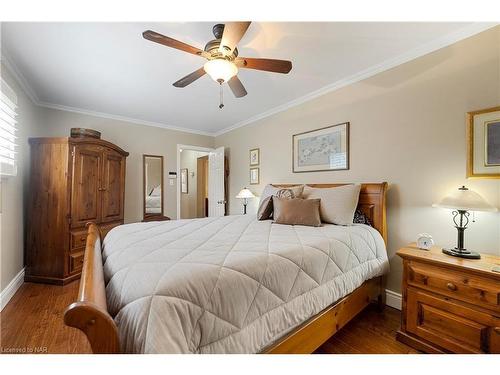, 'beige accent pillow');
273,197,321,227
257,186,303,220
302,184,361,225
